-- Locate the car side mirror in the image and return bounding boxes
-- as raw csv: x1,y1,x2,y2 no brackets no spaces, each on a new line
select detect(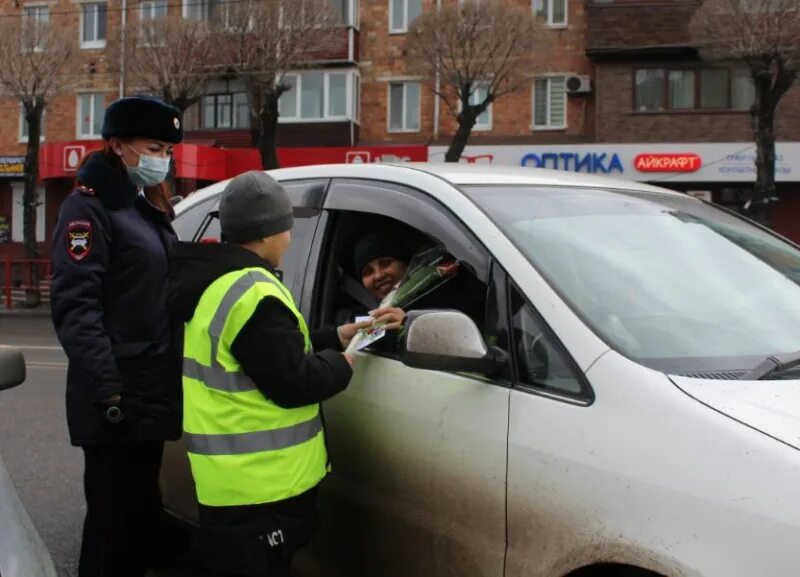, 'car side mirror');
0,347,26,391
402,310,496,375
